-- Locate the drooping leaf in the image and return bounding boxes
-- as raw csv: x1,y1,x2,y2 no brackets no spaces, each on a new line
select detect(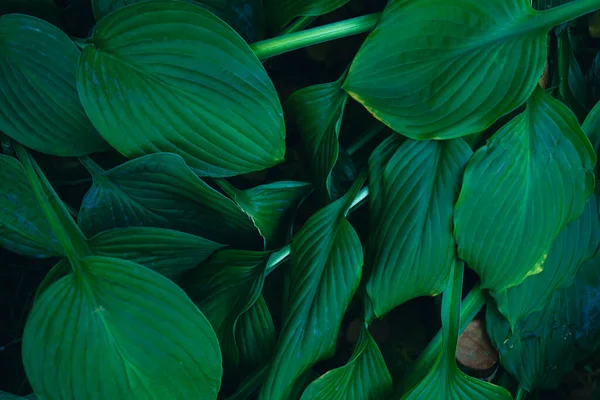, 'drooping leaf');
217,180,312,249
88,227,225,277
0,15,107,156
288,73,348,202
0,155,61,257
366,138,472,318
300,324,392,400
454,87,595,292
264,0,349,33
22,256,222,399
77,0,285,177
259,175,366,400
343,0,600,139
78,154,260,248
235,295,277,368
